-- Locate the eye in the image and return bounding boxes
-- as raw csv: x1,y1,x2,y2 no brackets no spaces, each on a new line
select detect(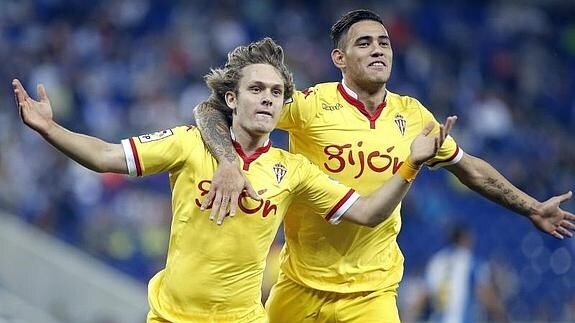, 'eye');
380,41,390,47
358,42,369,48
250,86,261,93
272,89,283,96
